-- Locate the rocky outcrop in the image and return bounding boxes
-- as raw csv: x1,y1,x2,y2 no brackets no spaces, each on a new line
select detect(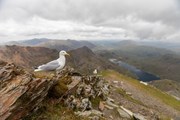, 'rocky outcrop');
0,62,59,120
0,61,158,120
0,61,110,120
